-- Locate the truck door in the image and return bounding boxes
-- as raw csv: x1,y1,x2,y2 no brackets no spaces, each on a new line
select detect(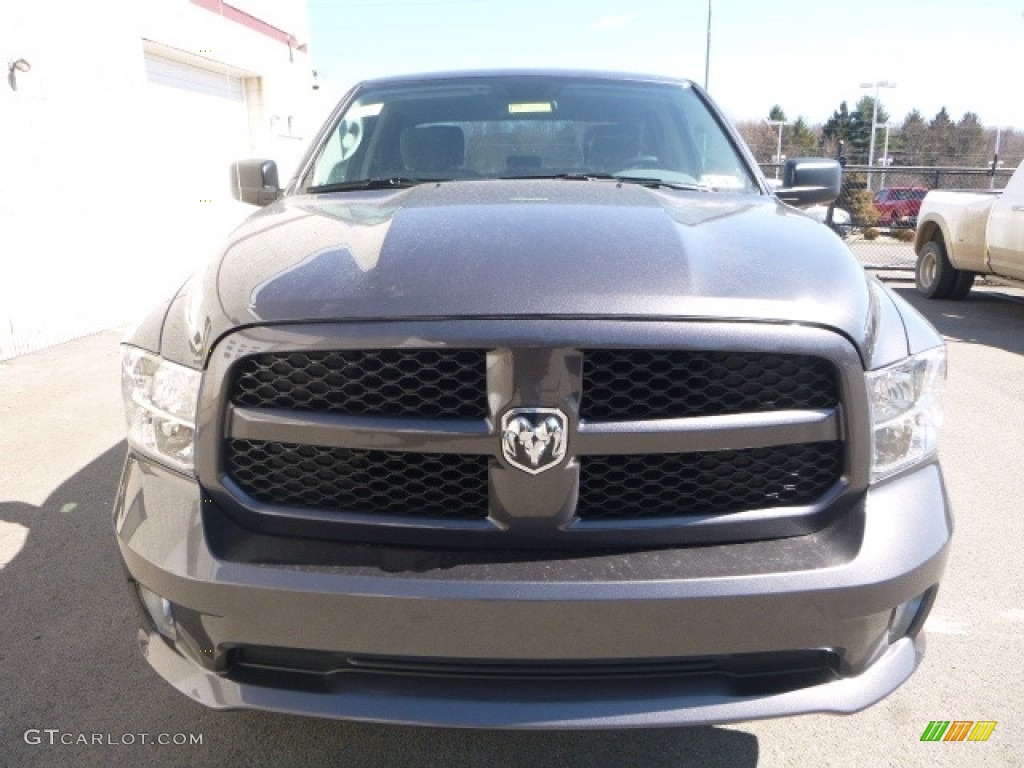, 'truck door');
987,162,1024,280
